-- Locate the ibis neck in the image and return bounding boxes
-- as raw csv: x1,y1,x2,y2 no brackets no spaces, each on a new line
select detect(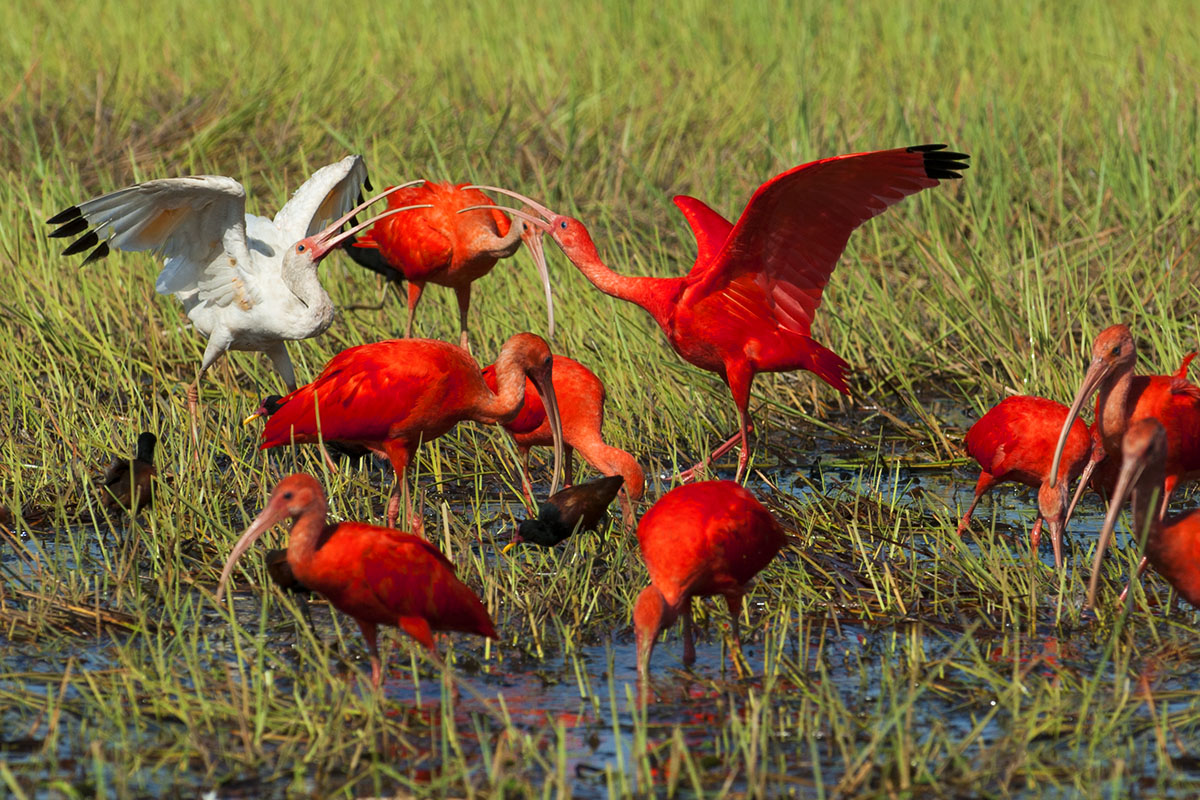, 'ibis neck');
286,500,331,574
280,256,335,330
563,239,681,329
1096,366,1134,452
478,221,523,260
474,349,531,425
